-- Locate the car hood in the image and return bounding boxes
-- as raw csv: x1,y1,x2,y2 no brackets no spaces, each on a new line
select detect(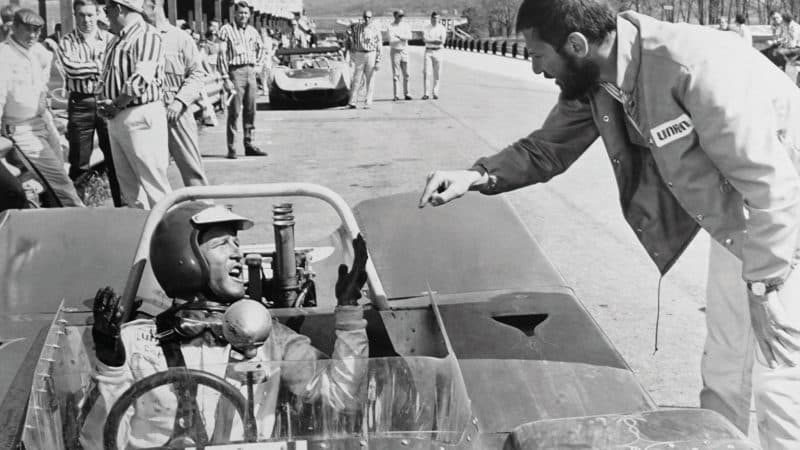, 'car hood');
272,67,348,91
